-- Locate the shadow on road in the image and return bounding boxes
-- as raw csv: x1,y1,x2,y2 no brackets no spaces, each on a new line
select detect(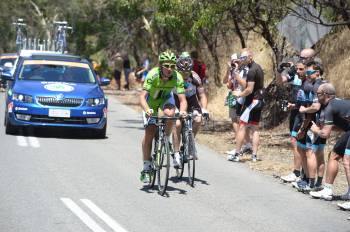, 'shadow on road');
15,127,107,140
169,176,210,186
140,184,187,196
